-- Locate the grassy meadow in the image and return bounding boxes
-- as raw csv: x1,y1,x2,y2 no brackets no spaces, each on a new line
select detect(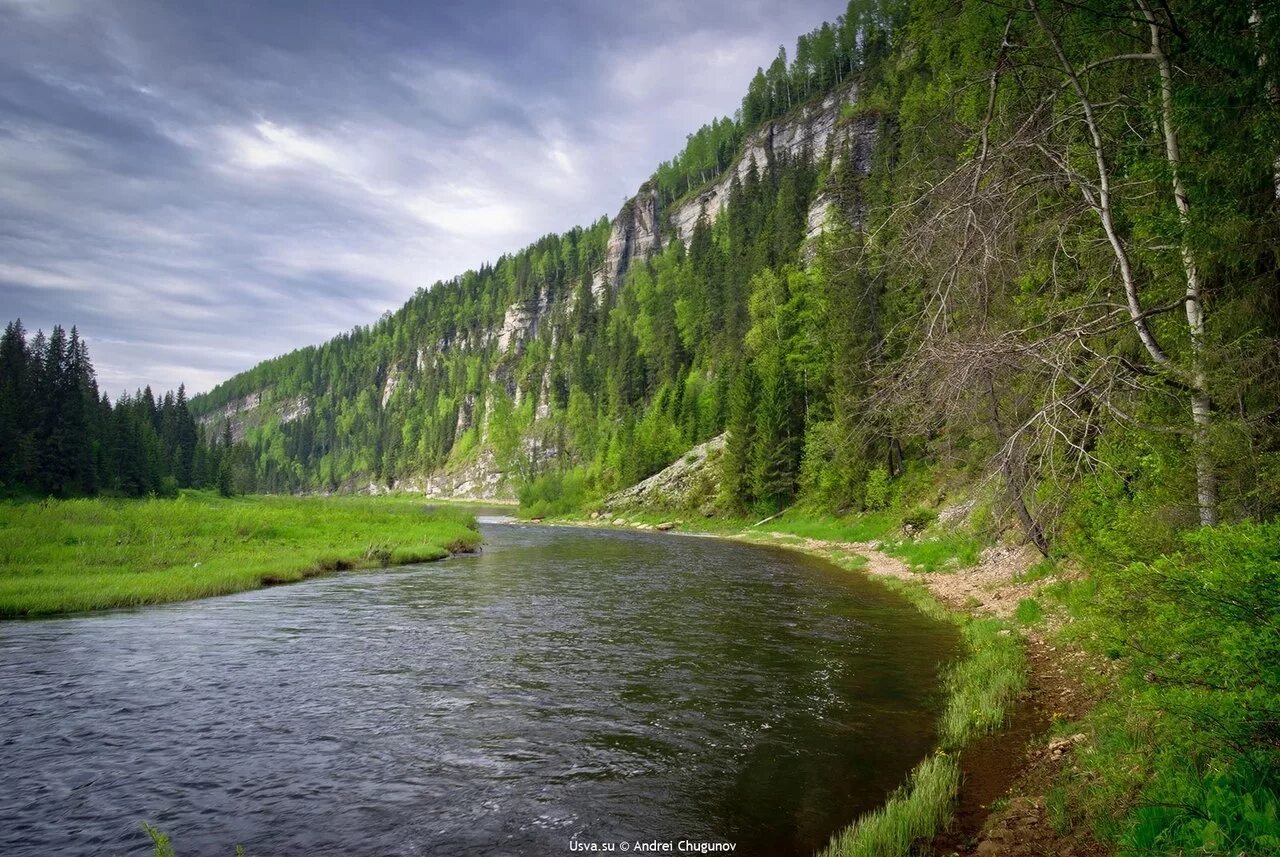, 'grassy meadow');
0,492,481,617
